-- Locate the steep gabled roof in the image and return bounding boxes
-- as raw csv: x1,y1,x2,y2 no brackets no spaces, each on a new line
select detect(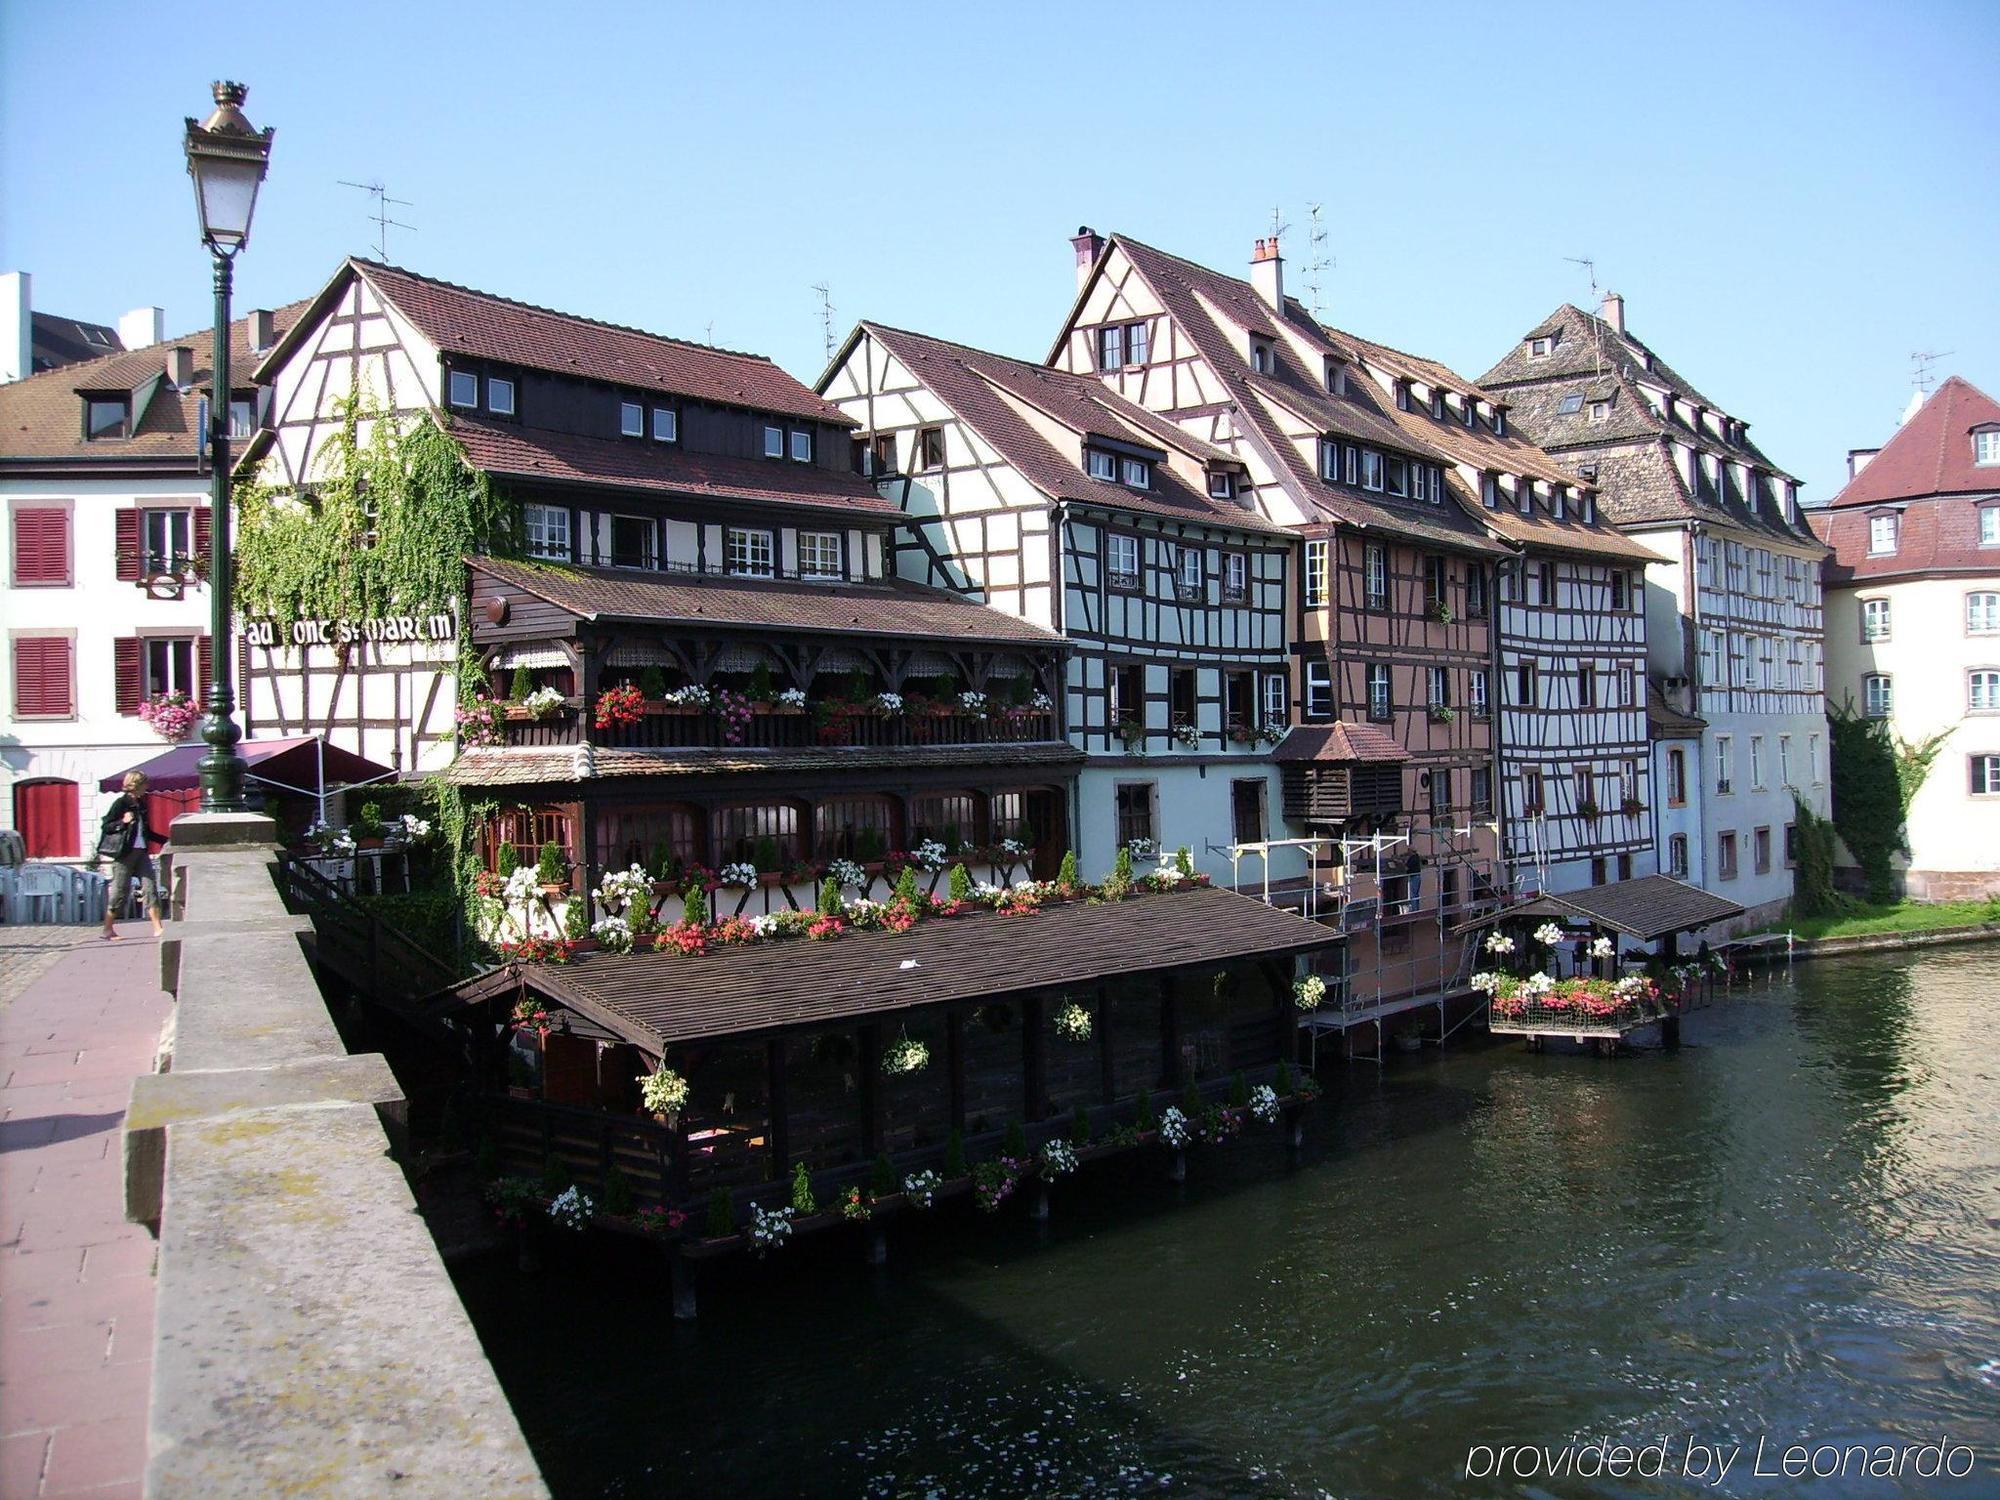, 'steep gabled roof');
856,322,1284,533
0,299,312,468
1823,377,2000,509
447,414,895,517
264,258,850,427
1102,236,1506,556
